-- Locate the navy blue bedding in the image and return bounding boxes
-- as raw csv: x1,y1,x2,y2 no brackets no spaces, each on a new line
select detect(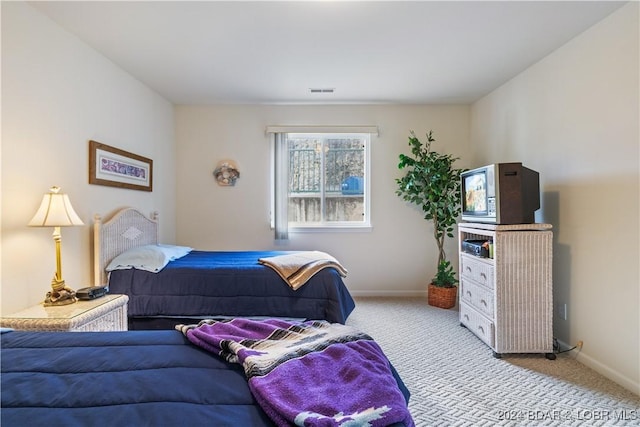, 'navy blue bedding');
1,329,410,427
108,251,356,328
